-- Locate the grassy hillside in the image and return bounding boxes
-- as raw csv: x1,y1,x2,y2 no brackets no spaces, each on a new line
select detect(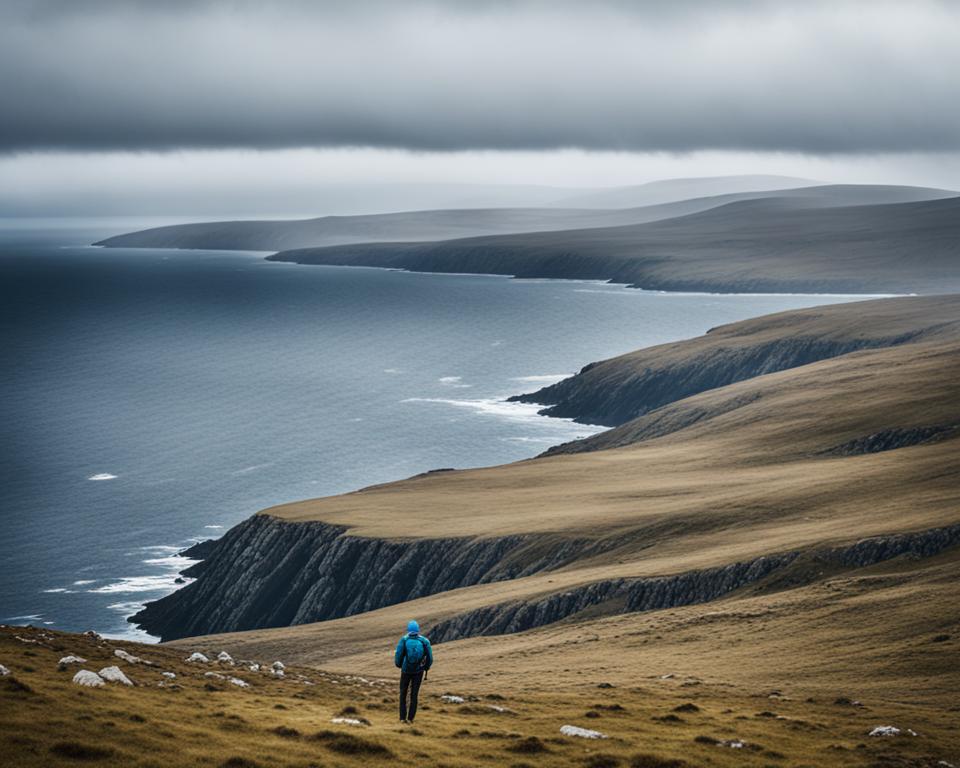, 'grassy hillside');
270,195,960,293
4,577,959,768
513,295,960,427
